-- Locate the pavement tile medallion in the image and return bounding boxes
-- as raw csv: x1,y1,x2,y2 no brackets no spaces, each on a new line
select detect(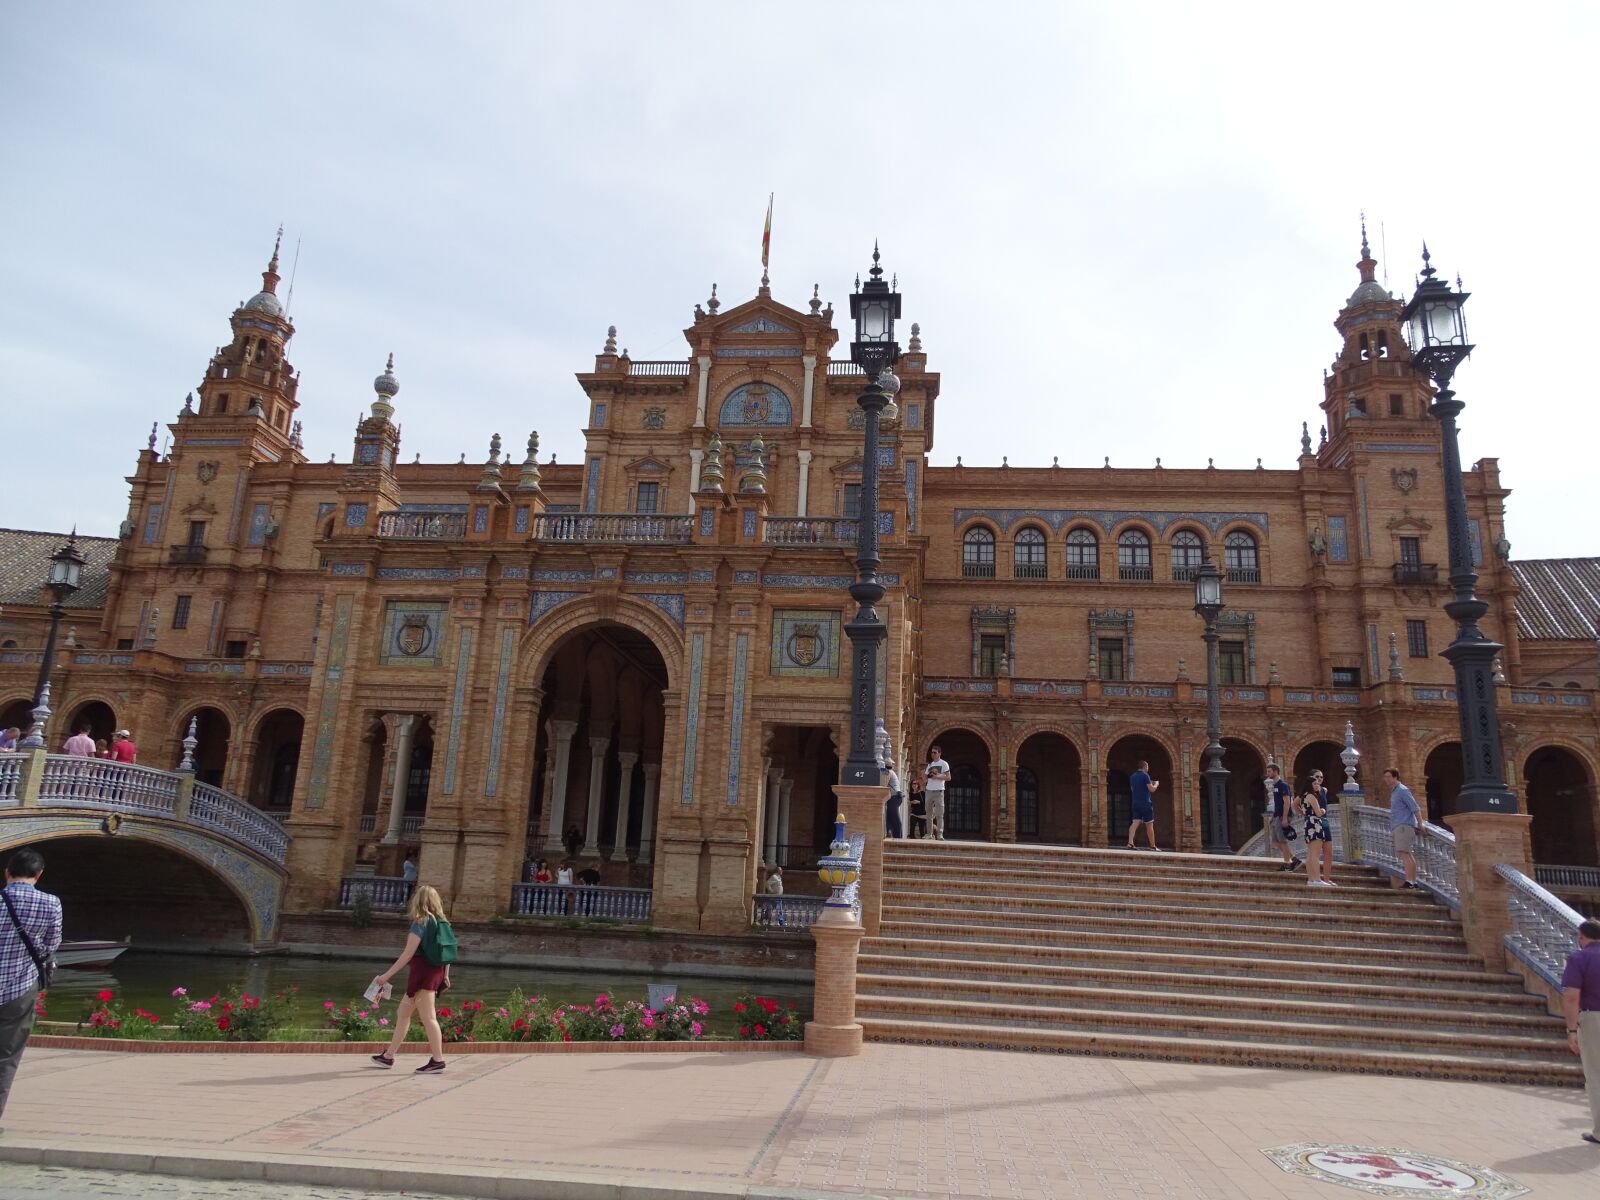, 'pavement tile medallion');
1262,1143,1528,1199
